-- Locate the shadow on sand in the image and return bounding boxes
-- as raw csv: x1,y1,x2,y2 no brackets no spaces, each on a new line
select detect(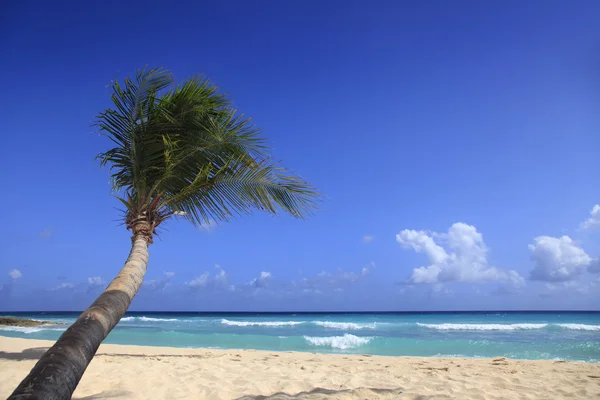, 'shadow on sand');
1,350,409,399
0,347,48,361
71,388,407,400
236,387,405,399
